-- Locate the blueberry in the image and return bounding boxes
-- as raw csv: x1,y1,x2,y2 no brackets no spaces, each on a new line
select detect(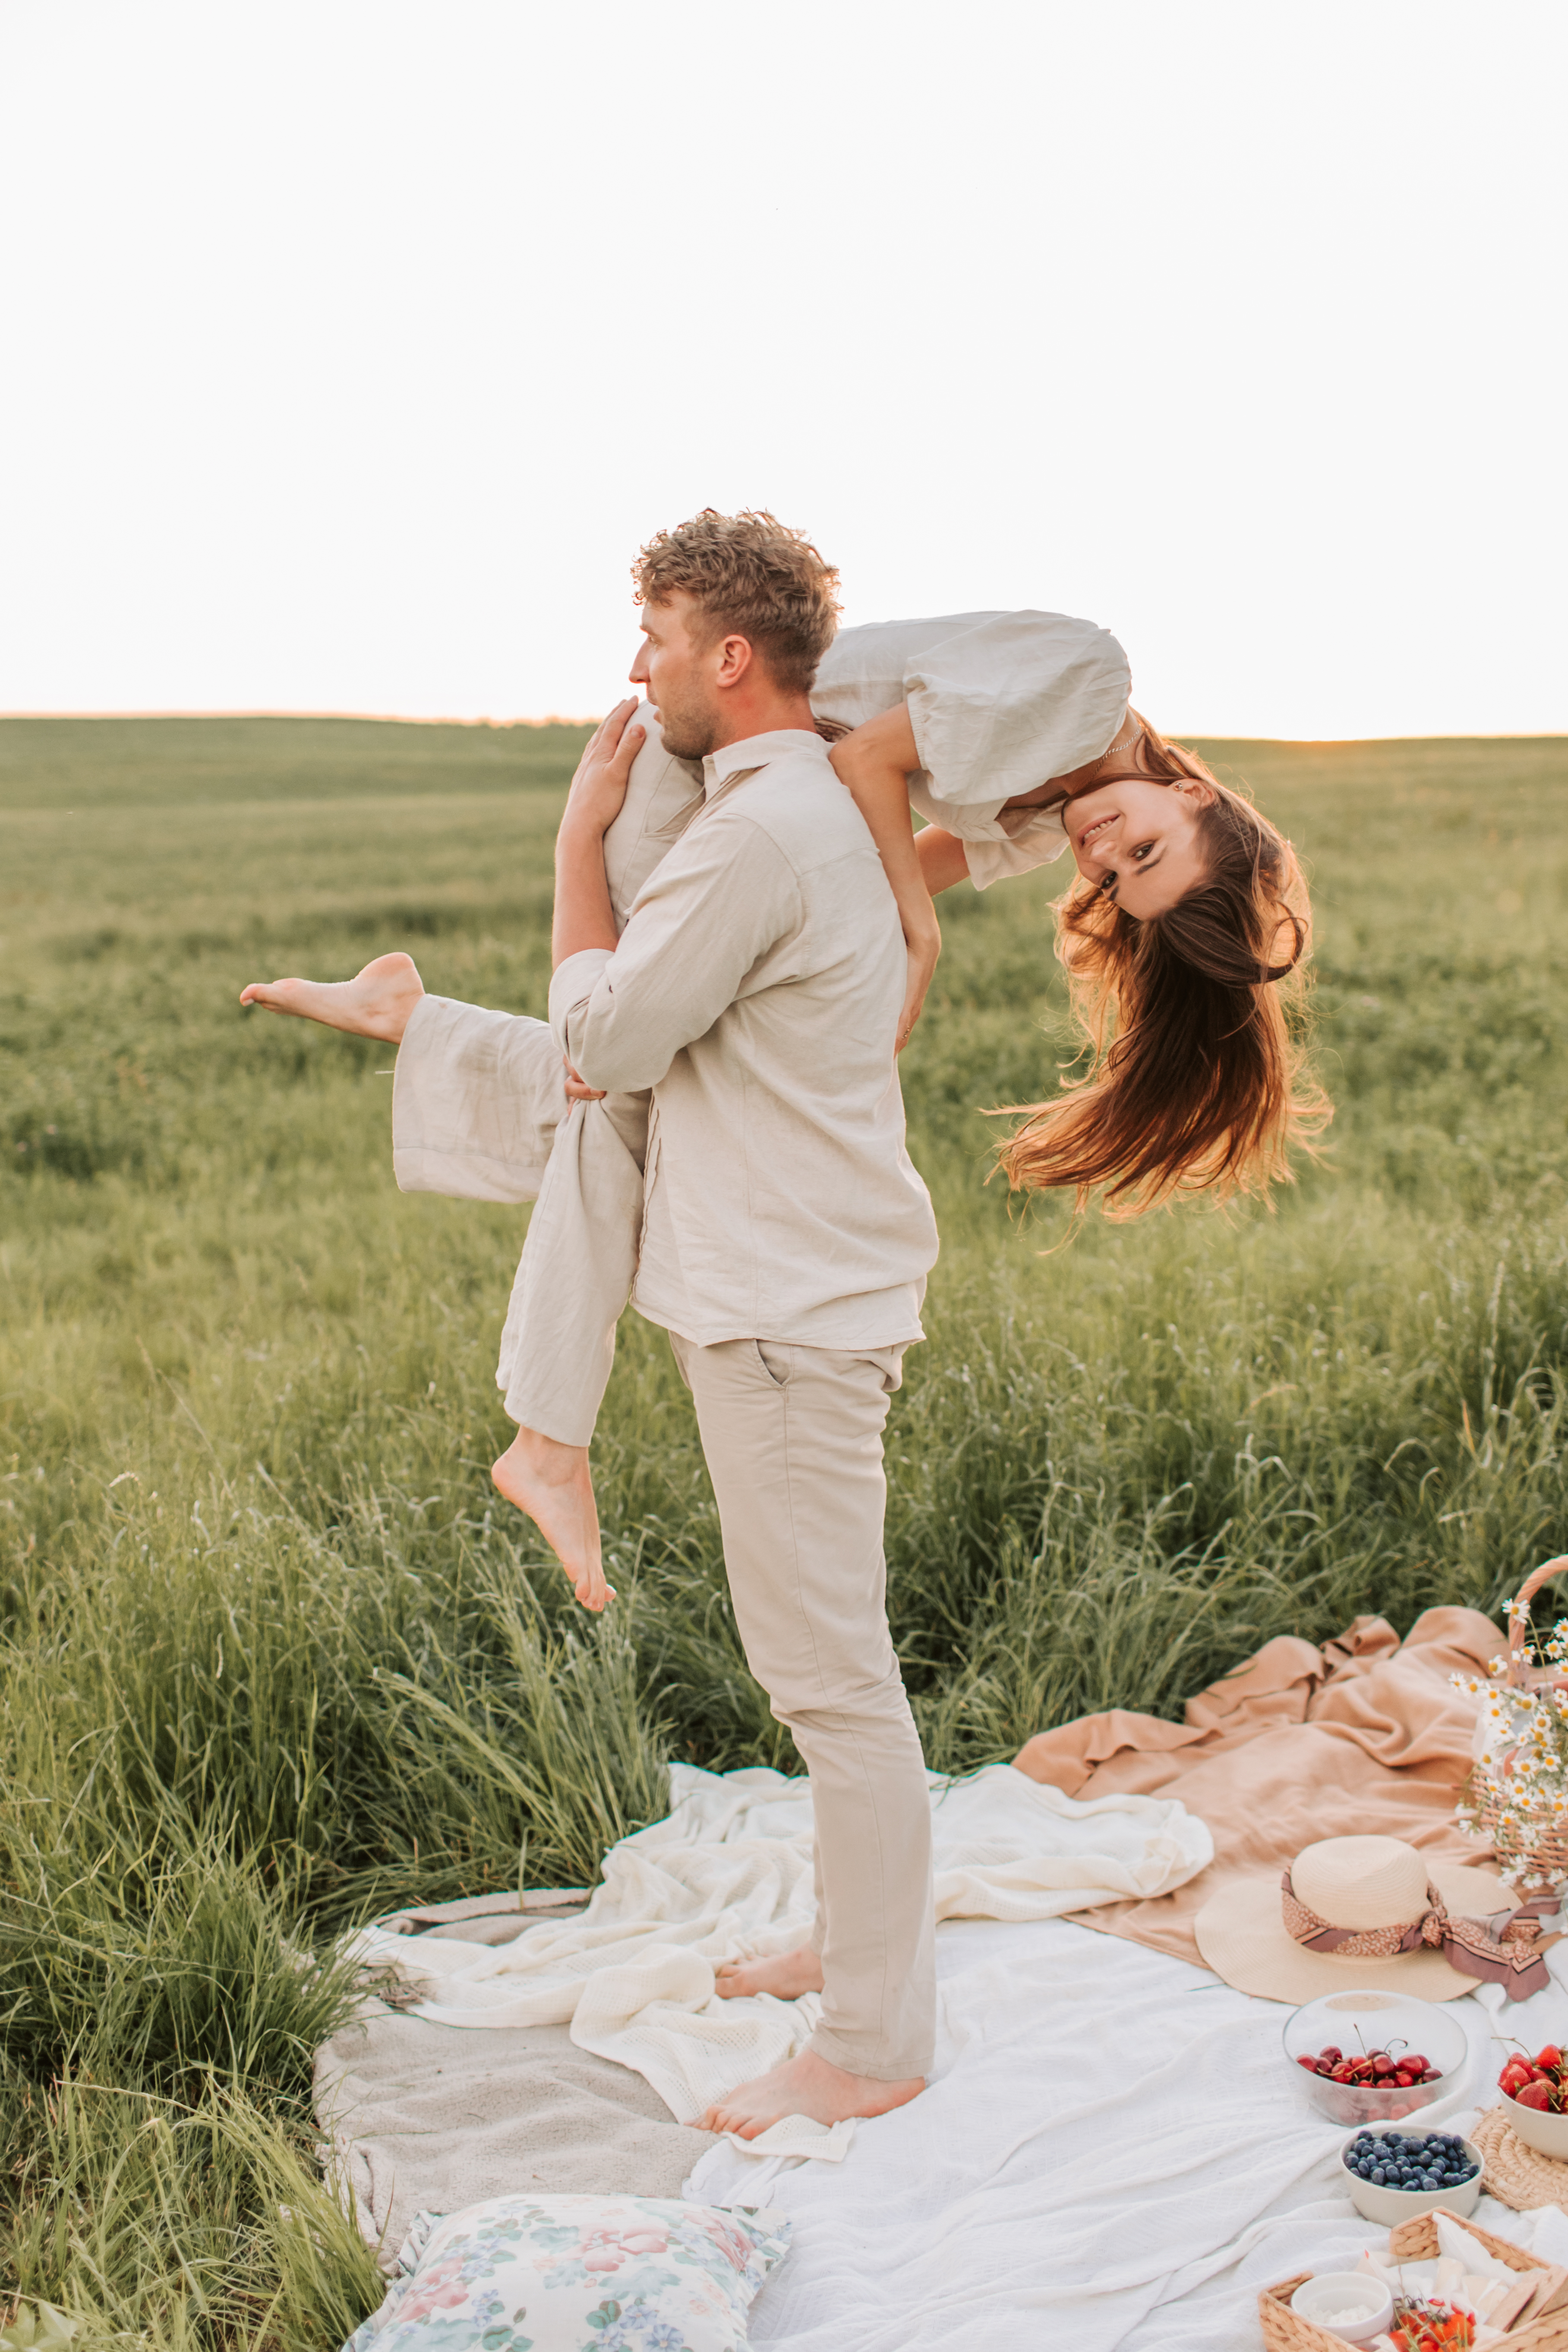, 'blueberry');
1371,2168,1387,2184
